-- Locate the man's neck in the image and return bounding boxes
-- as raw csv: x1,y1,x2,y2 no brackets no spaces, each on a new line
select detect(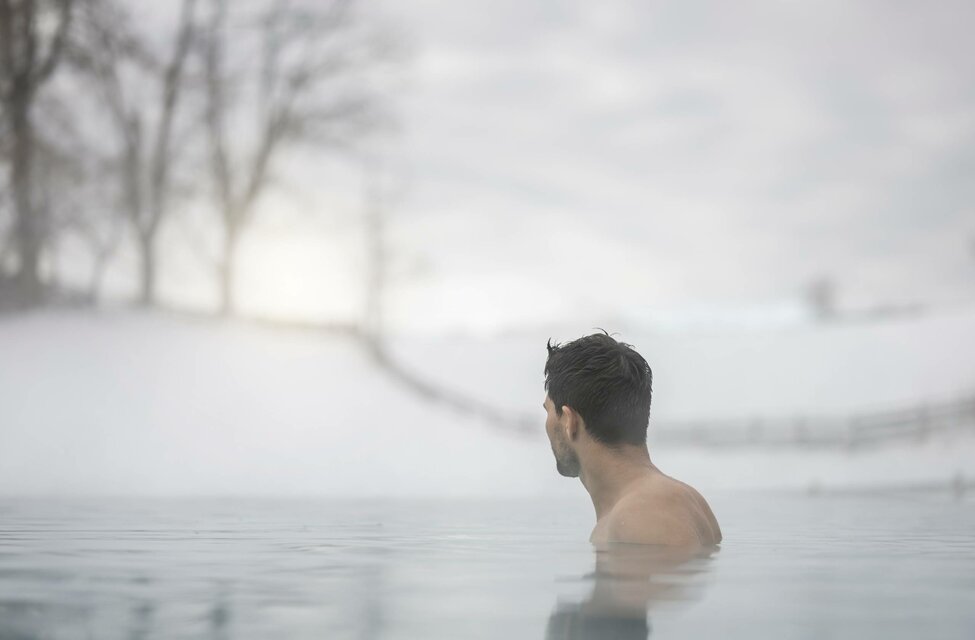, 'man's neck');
578,444,656,521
